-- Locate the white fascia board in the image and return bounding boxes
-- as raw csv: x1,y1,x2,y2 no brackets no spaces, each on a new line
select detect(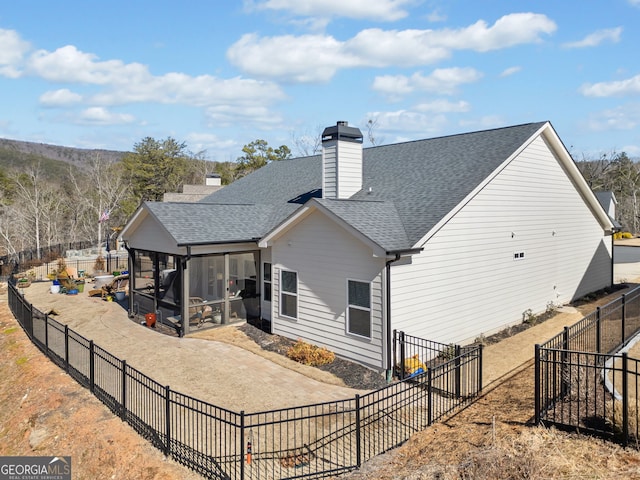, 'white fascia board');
542,124,615,234
120,203,149,240
259,199,388,257
258,204,313,248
